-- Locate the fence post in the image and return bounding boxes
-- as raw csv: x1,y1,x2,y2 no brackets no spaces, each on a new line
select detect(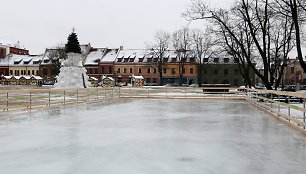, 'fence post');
104,89,107,100
303,98,306,129
96,87,99,101
6,92,9,111
48,90,51,106
288,96,291,122
64,90,66,105
29,91,32,109
270,92,273,108
278,94,280,117
76,89,79,103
